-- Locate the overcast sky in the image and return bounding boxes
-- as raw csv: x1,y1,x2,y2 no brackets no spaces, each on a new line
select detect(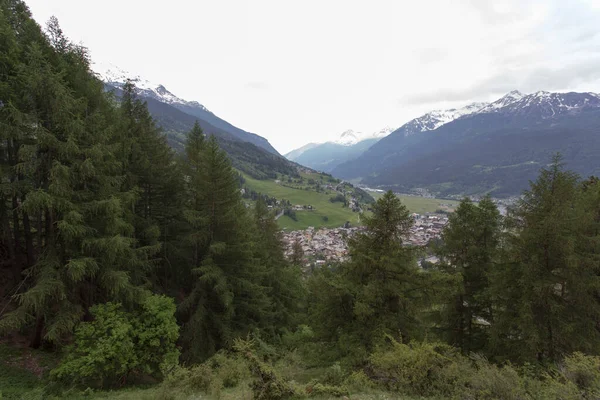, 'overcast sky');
25,0,600,154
